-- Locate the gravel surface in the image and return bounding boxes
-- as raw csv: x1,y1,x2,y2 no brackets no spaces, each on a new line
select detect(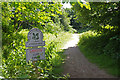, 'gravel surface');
62,34,114,78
